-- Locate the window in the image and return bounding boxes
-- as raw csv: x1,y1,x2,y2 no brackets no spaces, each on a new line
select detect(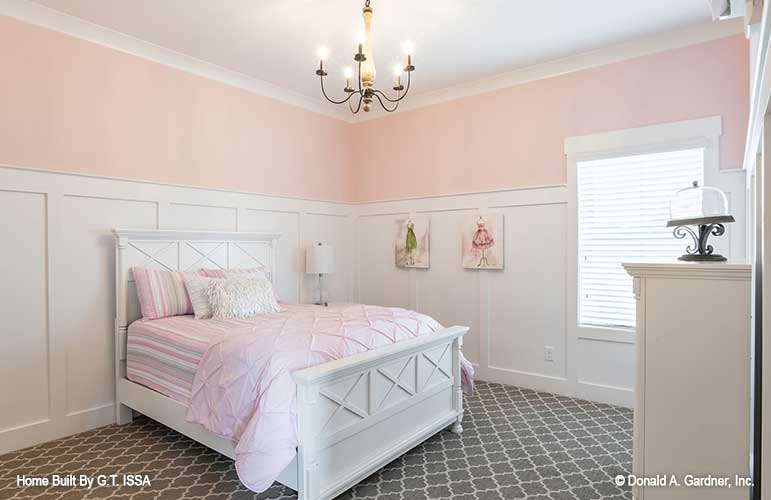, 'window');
577,148,704,329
